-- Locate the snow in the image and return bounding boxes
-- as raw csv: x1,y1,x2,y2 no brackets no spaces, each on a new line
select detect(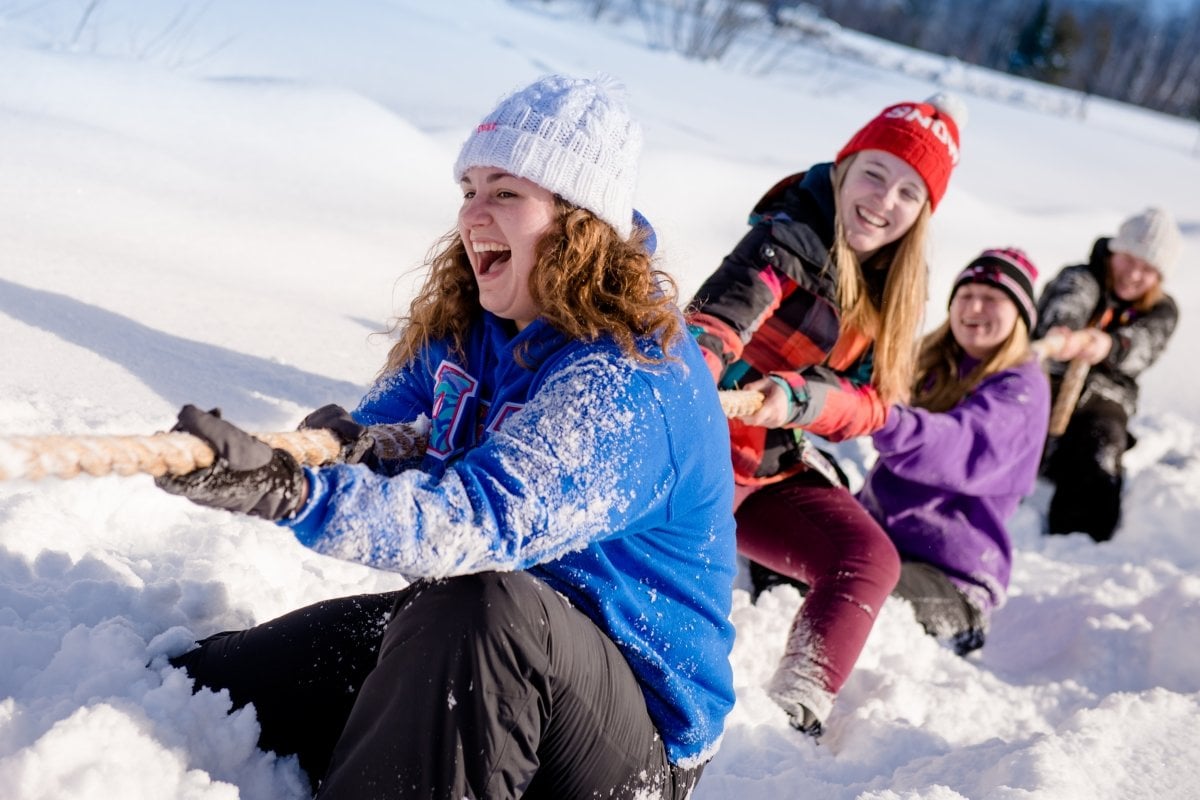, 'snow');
2,1,1199,798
